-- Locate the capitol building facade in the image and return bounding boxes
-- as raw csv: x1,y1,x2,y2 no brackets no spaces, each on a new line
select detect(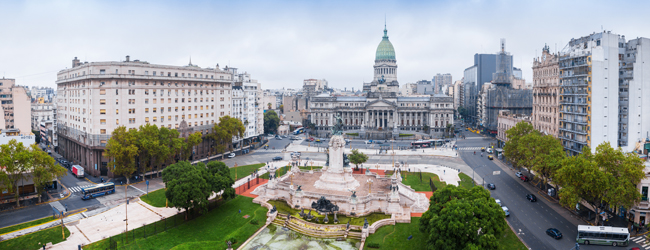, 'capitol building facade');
310,26,454,138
